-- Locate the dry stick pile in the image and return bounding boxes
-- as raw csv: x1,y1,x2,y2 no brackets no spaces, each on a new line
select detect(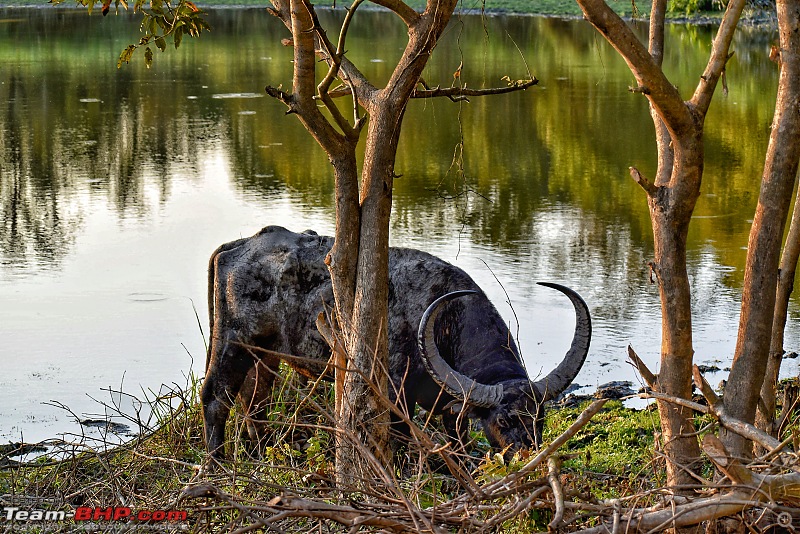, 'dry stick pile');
3,348,800,533
179,347,800,533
